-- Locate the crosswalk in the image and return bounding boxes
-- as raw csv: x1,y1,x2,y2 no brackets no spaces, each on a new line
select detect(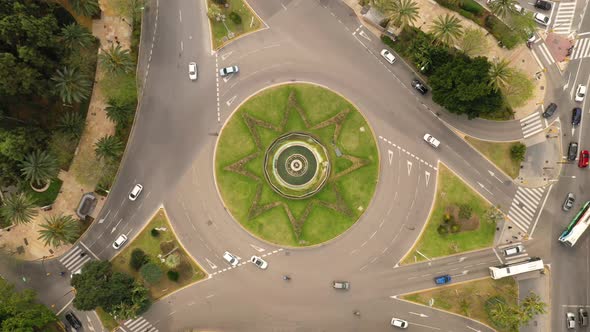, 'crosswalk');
507,187,546,232
496,242,529,264
58,245,92,274
571,38,590,60
520,112,544,139
552,2,576,35
534,43,555,66
122,316,159,332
